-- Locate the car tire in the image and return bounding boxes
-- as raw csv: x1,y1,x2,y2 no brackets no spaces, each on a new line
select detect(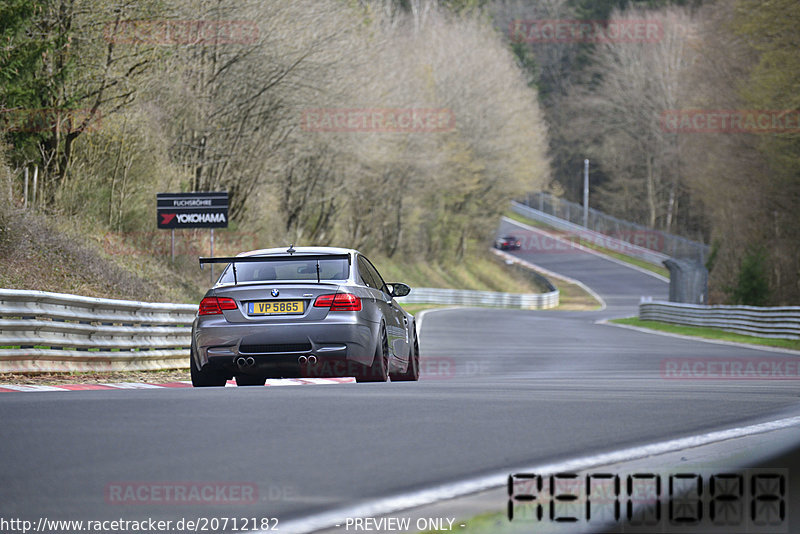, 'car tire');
357,324,389,382
190,344,228,387
235,374,267,386
391,330,419,382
